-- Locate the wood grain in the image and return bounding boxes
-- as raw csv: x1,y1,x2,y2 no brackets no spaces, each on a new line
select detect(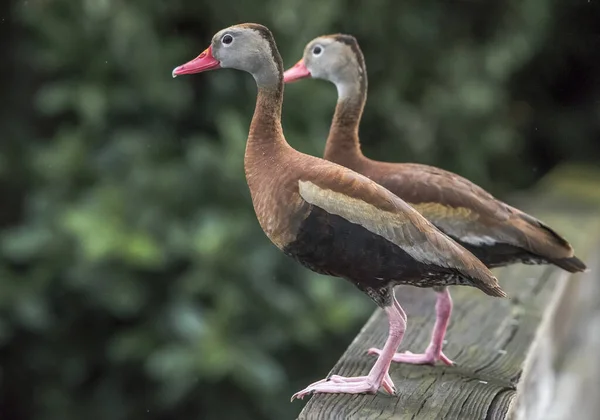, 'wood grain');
297,192,600,420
